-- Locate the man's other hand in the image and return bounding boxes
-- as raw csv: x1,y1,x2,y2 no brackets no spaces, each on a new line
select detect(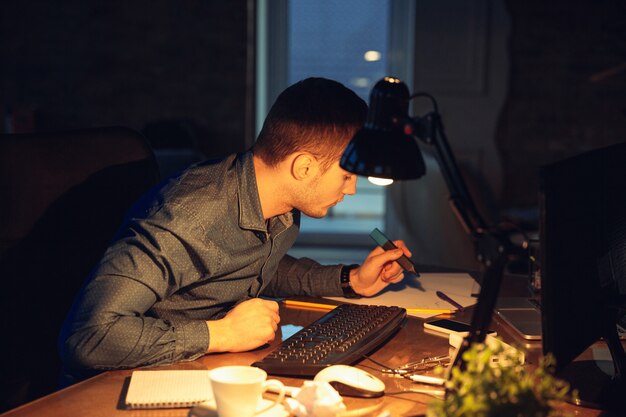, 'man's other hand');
206,298,280,353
